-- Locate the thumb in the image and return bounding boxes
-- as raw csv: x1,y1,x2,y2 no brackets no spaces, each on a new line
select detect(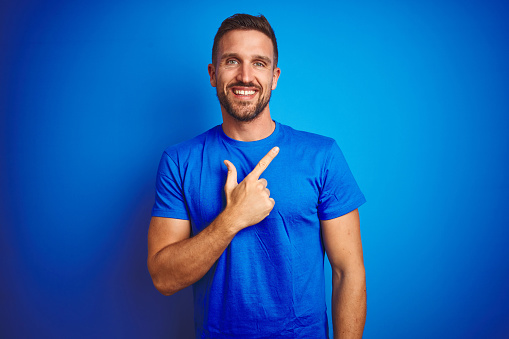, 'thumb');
223,160,238,192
